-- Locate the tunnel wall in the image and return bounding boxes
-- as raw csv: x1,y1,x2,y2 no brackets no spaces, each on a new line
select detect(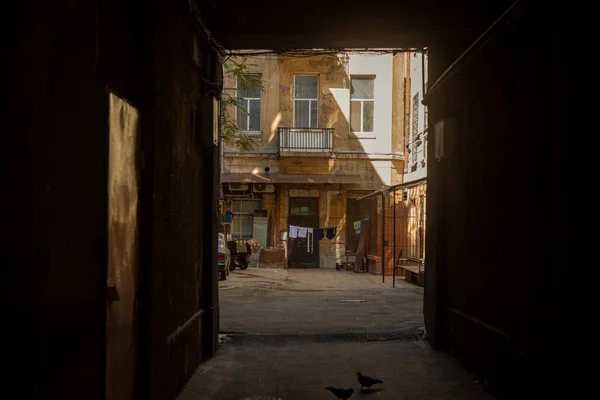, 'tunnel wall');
5,0,110,397
5,0,221,398
145,1,222,397
423,1,566,397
